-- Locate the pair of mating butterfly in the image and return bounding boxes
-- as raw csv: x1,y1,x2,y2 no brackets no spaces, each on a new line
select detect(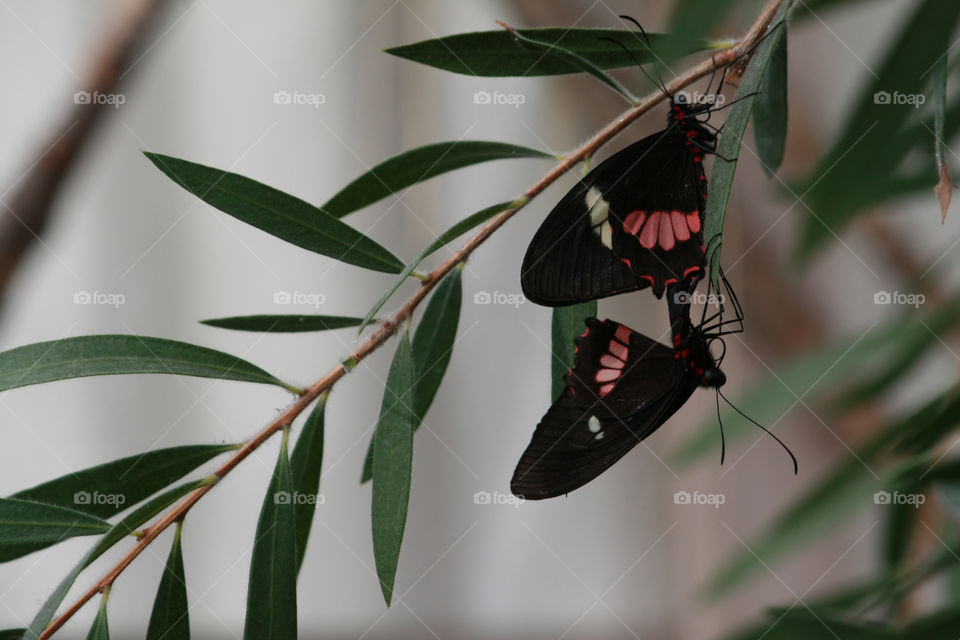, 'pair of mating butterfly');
510,58,796,500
